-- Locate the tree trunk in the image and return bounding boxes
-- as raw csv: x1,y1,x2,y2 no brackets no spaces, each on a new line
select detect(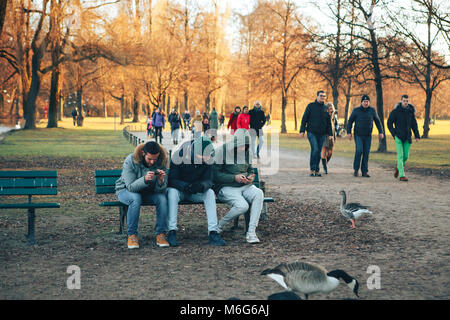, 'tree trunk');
422,90,432,138
343,79,352,129
132,92,139,122
120,94,125,124
47,65,60,128
332,84,339,114
293,98,297,131
184,90,188,112
24,57,41,129
102,90,107,118
58,92,63,121
280,90,287,134
76,88,84,127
